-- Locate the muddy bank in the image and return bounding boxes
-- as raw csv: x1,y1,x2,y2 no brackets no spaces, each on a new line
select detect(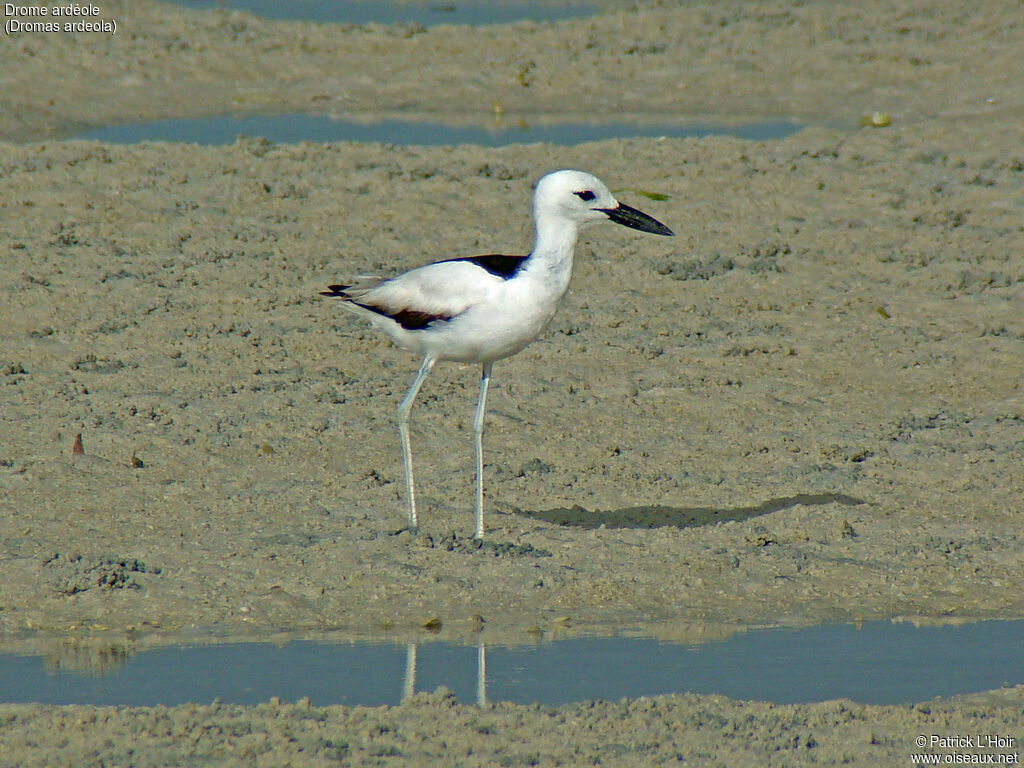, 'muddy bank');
0,686,1021,766
2,124,1021,640
2,0,1023,141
